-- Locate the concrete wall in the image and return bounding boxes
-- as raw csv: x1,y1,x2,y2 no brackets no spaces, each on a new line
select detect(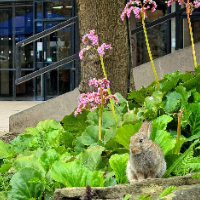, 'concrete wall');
9,88,80,133
133,42,200,90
